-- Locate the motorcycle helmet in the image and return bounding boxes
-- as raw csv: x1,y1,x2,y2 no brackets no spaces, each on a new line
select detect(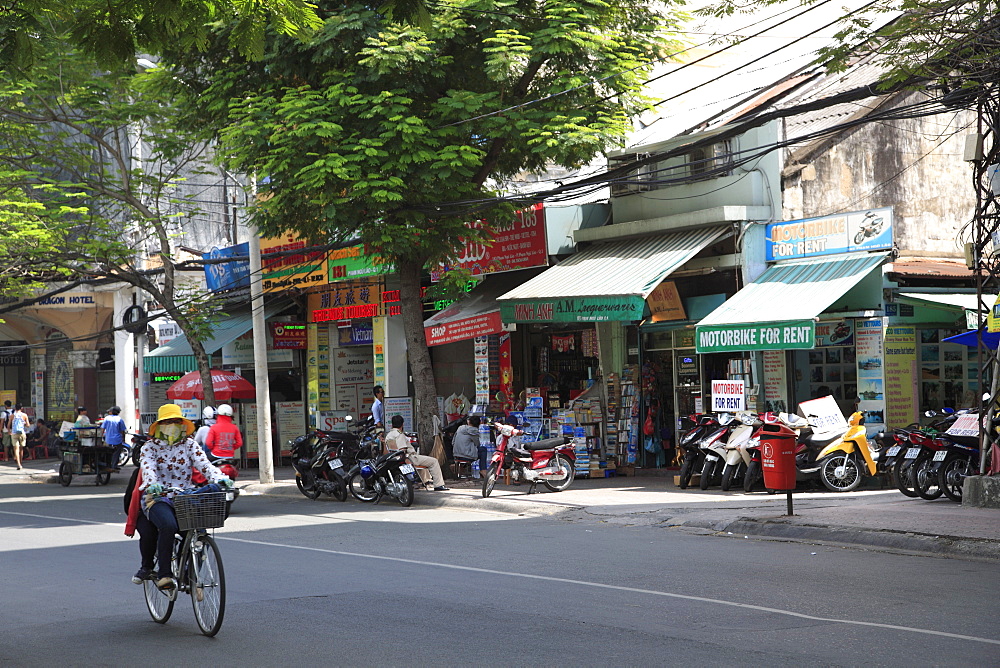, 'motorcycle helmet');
217,404,234,417
360,463,376,479
203,406,217,421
